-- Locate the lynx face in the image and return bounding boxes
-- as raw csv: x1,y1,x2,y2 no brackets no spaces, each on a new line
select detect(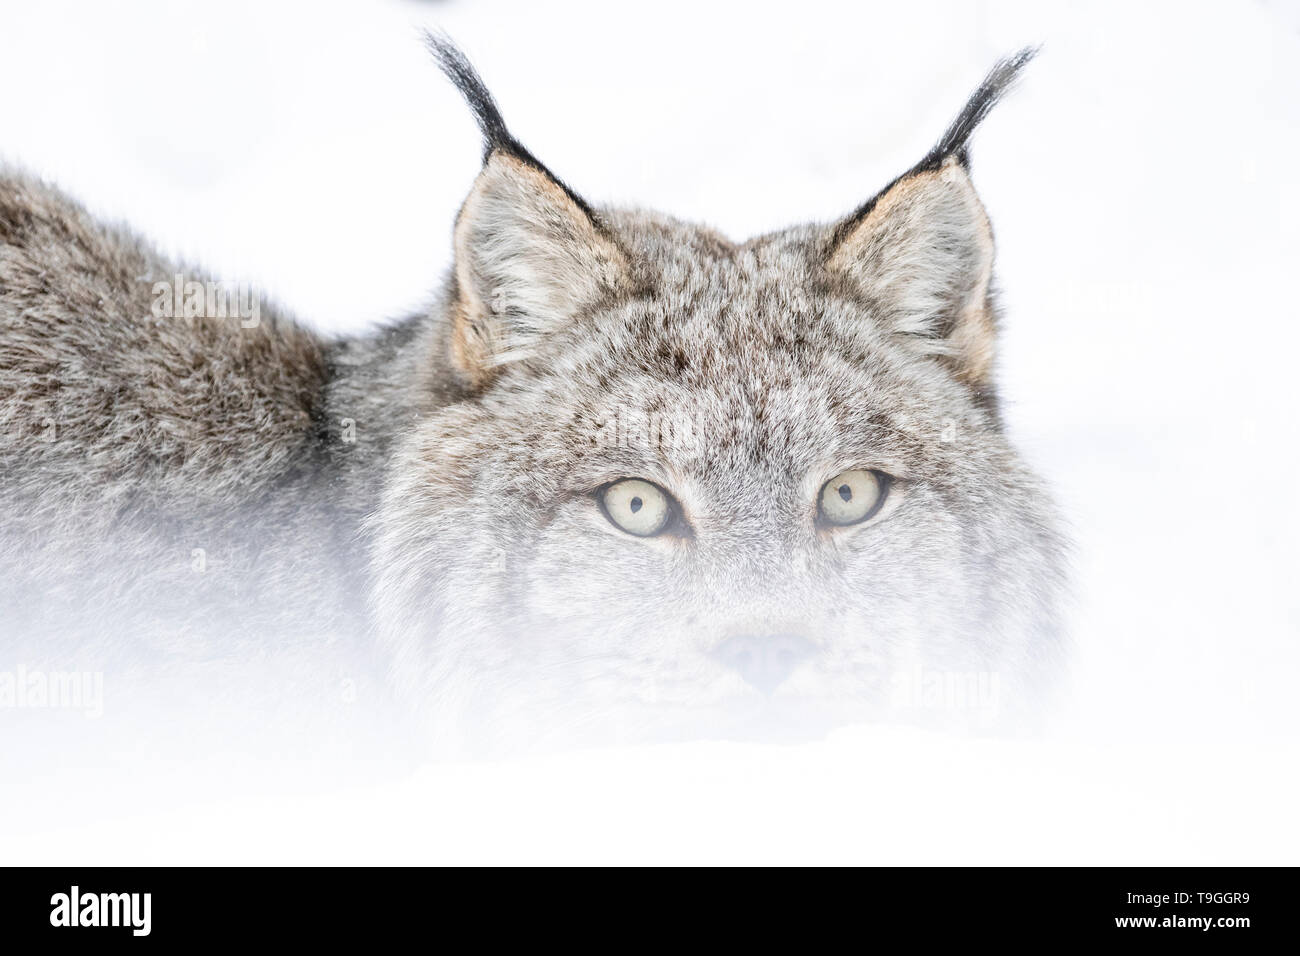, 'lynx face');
369,43,1064,751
